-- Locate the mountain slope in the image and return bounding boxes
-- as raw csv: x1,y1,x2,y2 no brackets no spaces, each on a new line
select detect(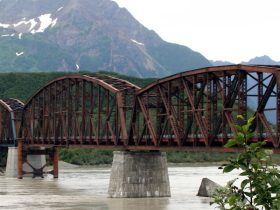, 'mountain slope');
0,0,211,77
211,55,280,66
210,60,234,66
242,55,280,65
